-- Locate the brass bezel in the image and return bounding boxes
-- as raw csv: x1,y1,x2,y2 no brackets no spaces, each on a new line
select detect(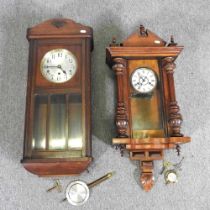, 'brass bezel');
40,48,78,84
